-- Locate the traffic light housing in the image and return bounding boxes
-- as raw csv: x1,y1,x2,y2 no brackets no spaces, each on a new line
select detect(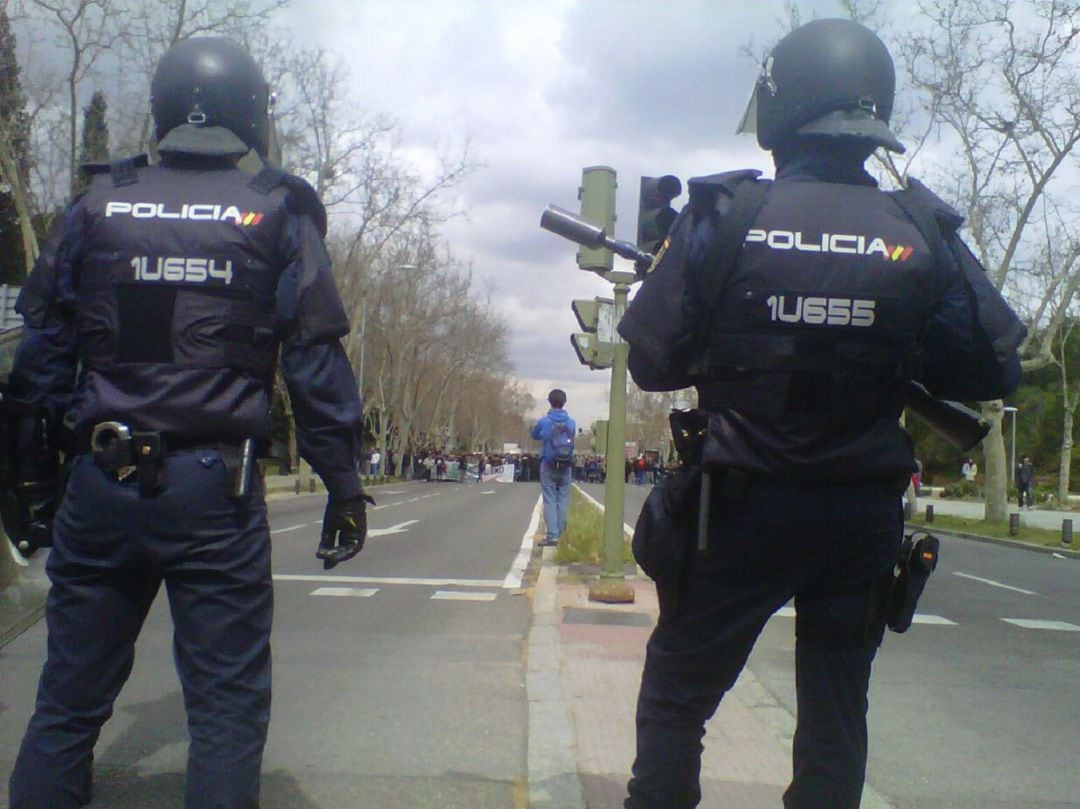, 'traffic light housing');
592,420,609,455
571,297,615,369
577,166,617,273
636,175,682,256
